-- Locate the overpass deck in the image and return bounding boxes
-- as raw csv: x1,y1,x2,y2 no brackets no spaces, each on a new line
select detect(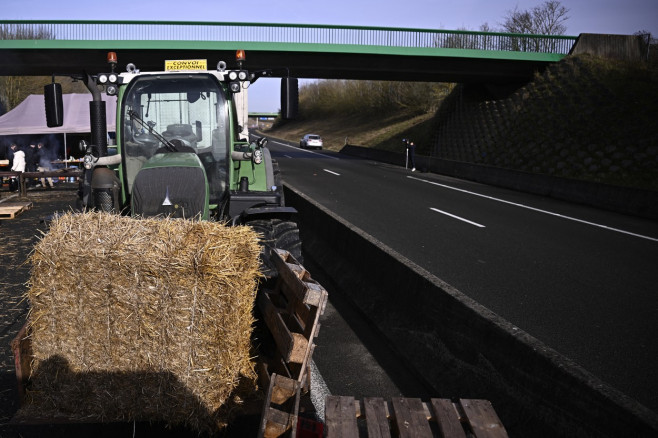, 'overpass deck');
0,21,577,83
